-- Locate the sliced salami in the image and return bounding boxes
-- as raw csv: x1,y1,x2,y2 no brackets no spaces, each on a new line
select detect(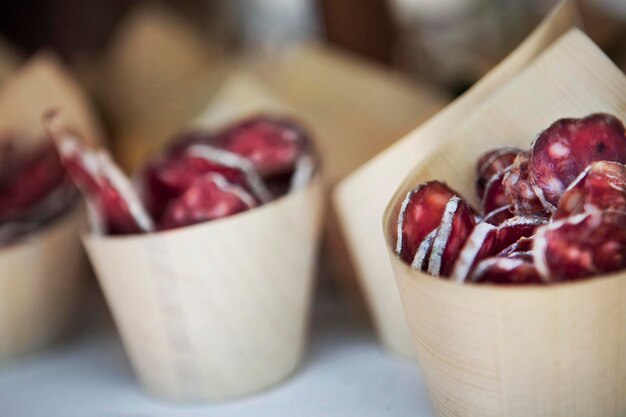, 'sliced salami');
46,117,154,235
495,216,546,253
0,142,72,223
529,113,626,208
159,173,257,230
533,210,626,282
497,236,533,257
395,181,457,263
503,153,549,215
427,197,476,277
411,228,438,271
483,205,515,225
469,257,542,284
187,145,273,202
450,222,497,283
482,168,510,215
476,147,521,199
209,116,308,177
554,161,626,219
